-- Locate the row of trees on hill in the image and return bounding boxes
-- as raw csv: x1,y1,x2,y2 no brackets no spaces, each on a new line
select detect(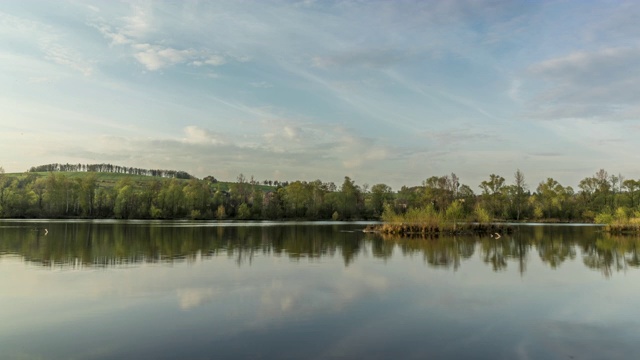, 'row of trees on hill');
29,163,194,179
0,166,639,222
